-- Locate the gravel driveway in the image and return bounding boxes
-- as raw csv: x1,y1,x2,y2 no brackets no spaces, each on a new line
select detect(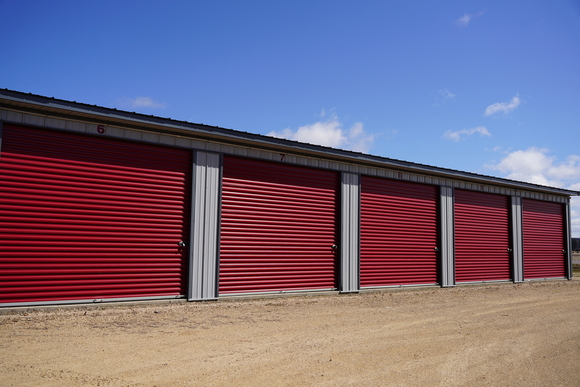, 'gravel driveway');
1,279,580,386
